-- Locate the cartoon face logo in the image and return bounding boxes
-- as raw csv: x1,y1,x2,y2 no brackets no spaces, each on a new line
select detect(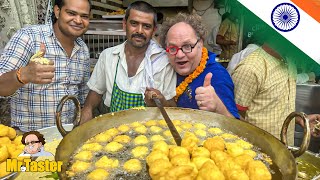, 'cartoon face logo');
19,131,53,157
20,165,26,172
